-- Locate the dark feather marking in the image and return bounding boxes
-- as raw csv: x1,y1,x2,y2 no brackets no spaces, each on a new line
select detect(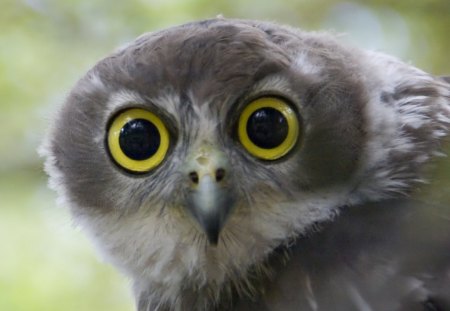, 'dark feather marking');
423,298,447,311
